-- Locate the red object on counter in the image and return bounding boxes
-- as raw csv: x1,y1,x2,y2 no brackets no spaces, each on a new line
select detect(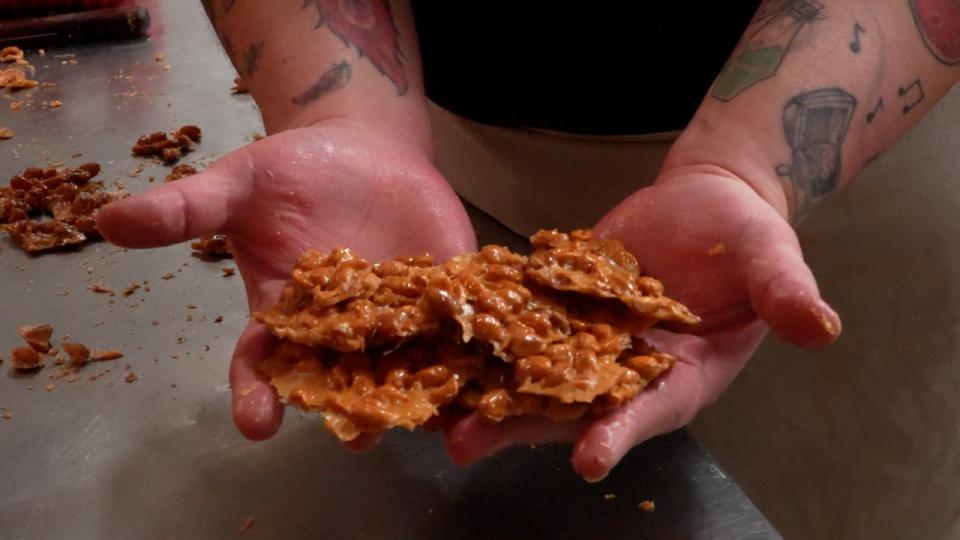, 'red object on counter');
0,0,130,13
